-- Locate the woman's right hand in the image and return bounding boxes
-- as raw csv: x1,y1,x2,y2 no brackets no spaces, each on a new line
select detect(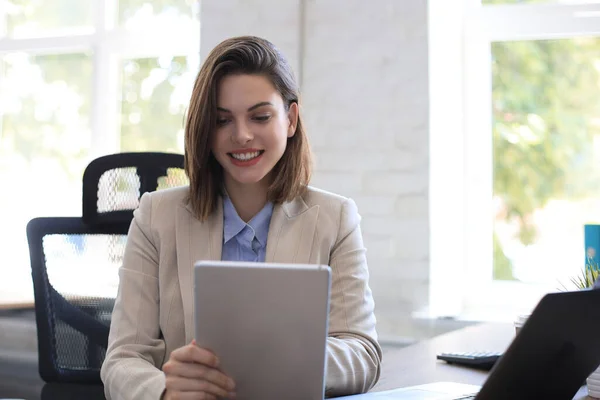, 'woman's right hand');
162,340,236,399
